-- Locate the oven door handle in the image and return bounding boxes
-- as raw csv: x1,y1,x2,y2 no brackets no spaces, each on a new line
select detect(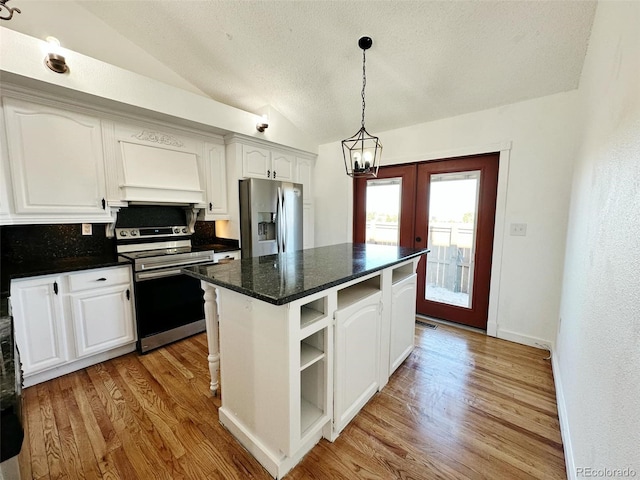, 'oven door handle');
138,257,213,272
136,269,185,281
